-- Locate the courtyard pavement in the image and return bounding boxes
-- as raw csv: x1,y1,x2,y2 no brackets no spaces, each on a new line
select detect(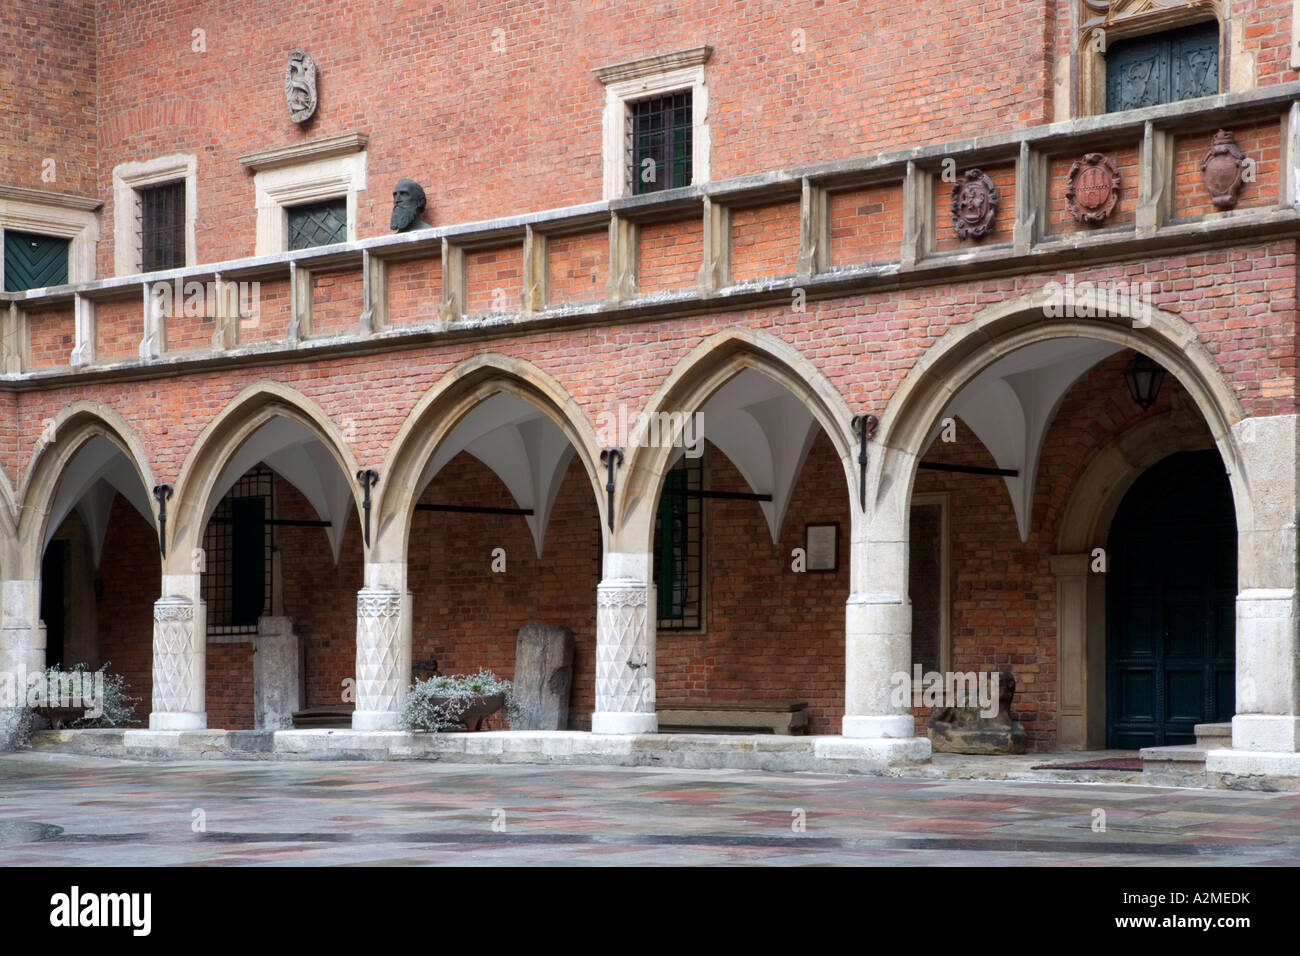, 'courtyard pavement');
1,751,1298,865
